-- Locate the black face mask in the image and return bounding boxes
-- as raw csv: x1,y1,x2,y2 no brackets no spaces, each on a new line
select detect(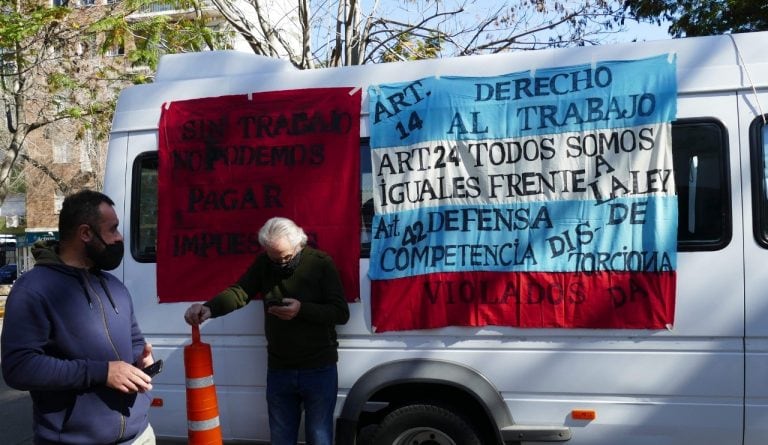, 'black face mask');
86,227,124,271
270,249,302,275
